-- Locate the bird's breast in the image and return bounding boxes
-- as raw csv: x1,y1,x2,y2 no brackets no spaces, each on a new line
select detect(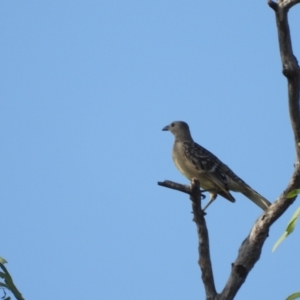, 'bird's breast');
172,146,200,180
